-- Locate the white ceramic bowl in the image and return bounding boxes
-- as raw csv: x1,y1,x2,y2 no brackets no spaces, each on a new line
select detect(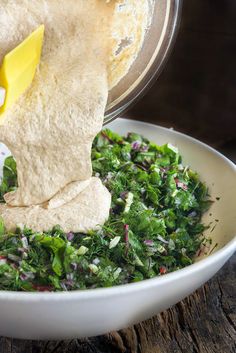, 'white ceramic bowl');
0,118,235,340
